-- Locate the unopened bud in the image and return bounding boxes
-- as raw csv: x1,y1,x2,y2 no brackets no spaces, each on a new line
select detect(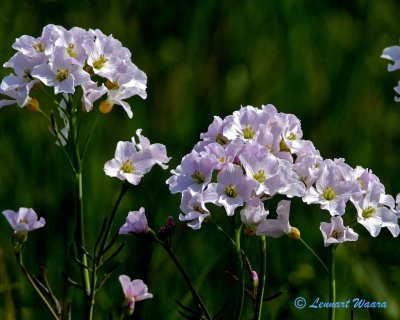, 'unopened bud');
26,98,40,112
287,227,300,240
99,100,114,114
251,270,259,289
